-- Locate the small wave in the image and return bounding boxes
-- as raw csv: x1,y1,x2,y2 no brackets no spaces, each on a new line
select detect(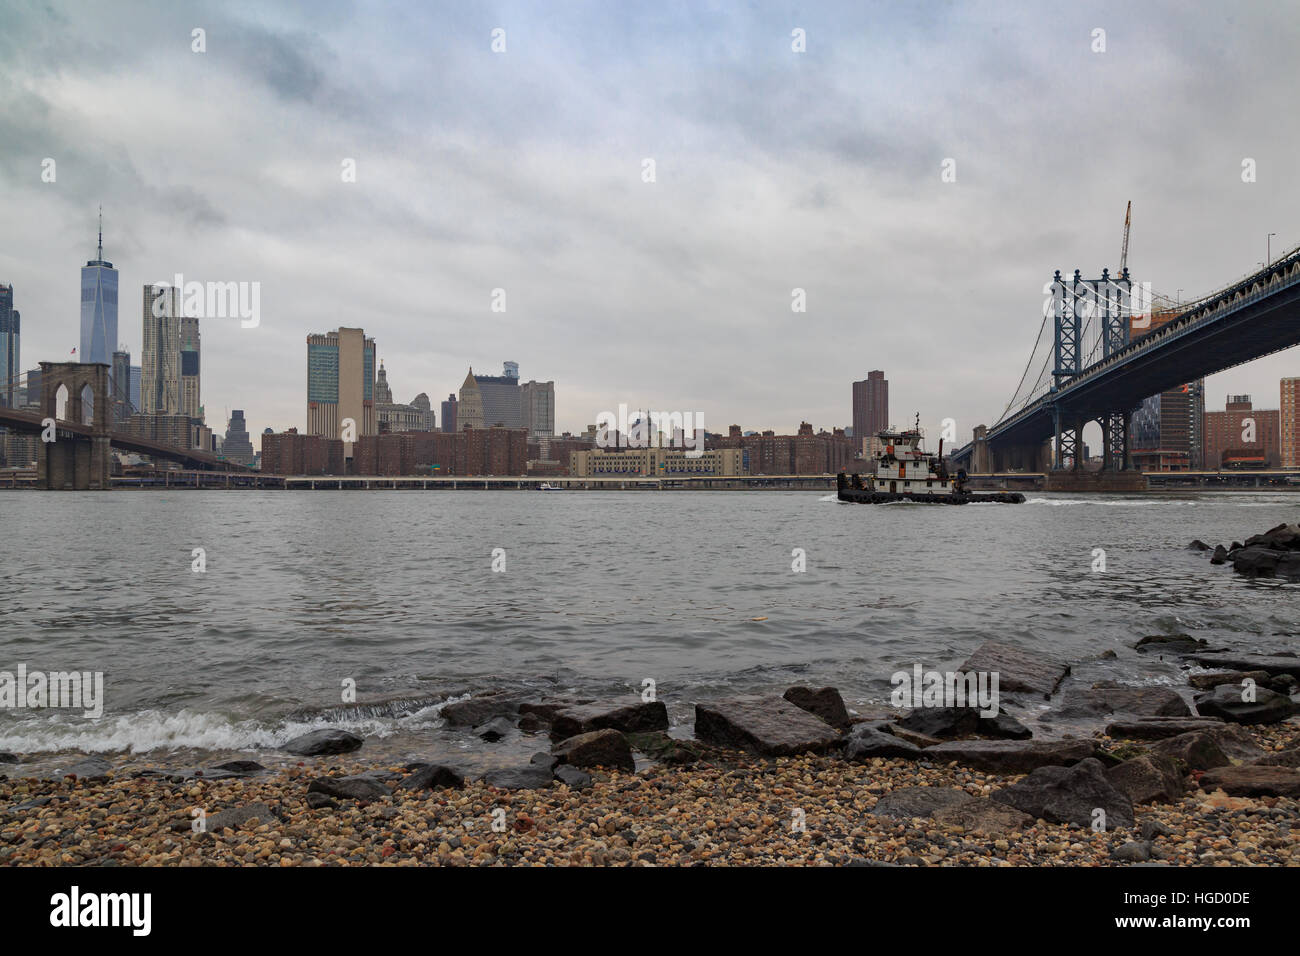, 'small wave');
818,494,838,502
0,703,456,755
